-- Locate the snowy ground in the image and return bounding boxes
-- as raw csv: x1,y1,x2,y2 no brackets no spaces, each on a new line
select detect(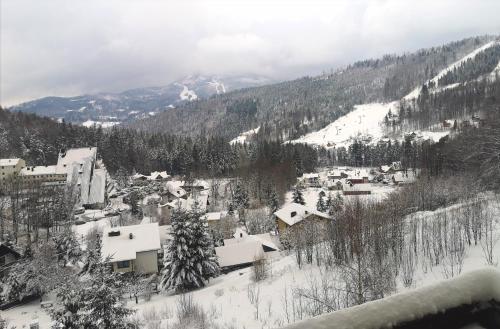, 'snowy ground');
4,187,500,329
230,127,261,145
